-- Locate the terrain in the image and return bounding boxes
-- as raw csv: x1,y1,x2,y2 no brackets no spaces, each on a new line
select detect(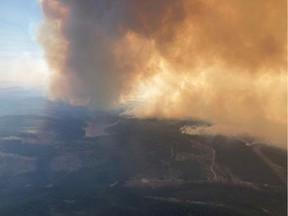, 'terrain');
0,87,286,216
